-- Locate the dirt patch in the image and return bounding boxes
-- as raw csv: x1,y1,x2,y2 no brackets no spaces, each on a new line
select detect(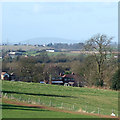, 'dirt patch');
78,108,87,113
